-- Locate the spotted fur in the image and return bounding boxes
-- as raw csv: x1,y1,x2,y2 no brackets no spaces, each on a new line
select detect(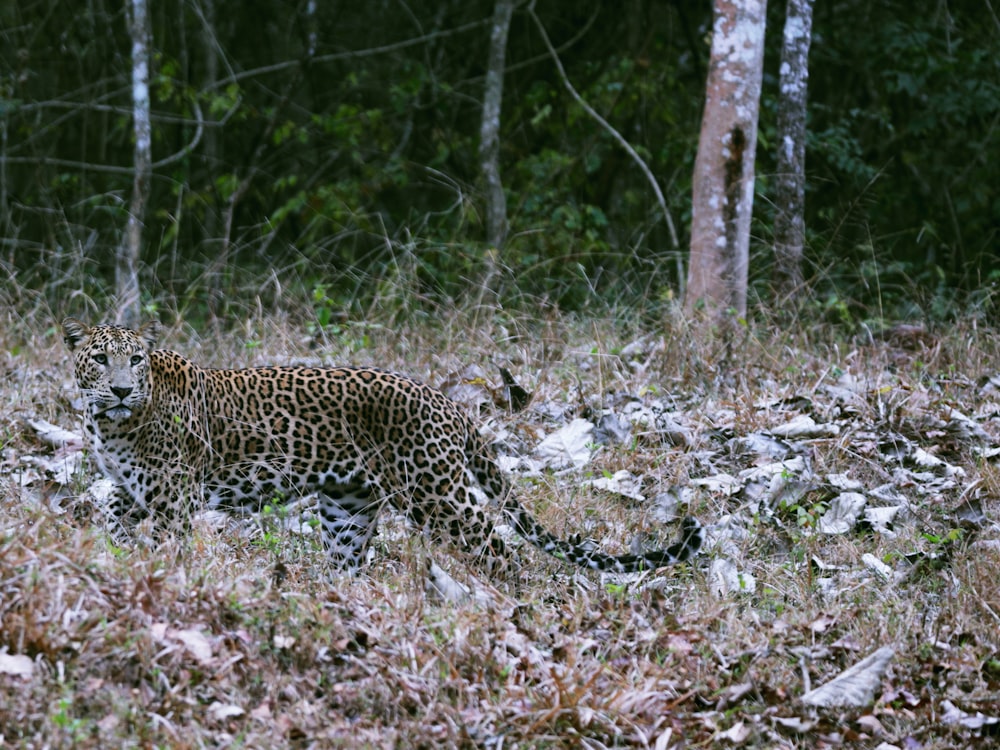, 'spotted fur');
62,319,702,573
